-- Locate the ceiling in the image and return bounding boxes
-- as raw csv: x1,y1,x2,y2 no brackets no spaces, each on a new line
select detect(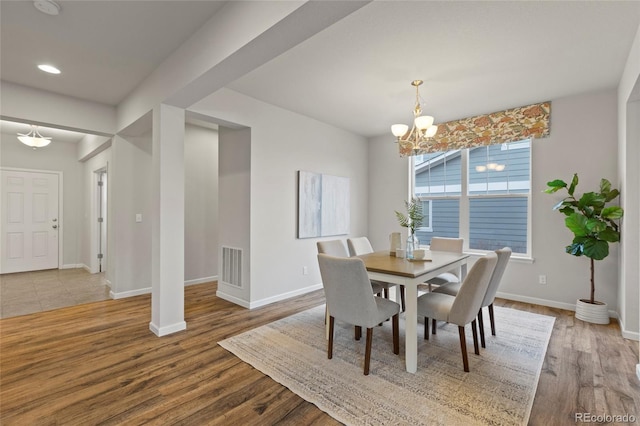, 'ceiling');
1,1,639,140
